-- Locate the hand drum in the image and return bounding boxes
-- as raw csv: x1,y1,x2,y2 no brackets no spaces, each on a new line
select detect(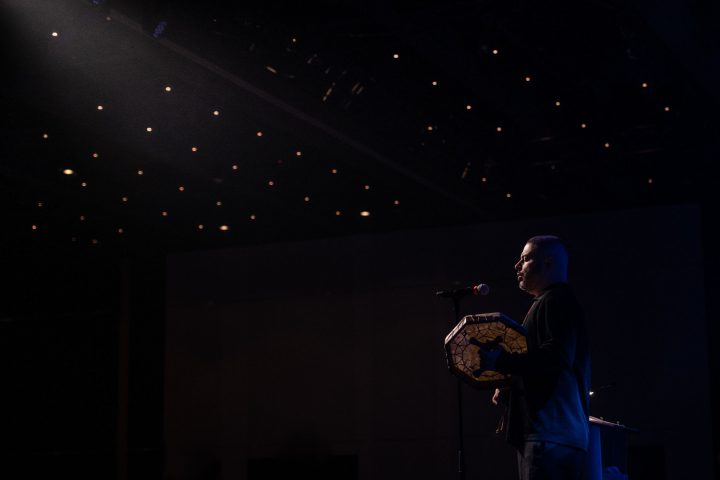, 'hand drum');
444,312,527,389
